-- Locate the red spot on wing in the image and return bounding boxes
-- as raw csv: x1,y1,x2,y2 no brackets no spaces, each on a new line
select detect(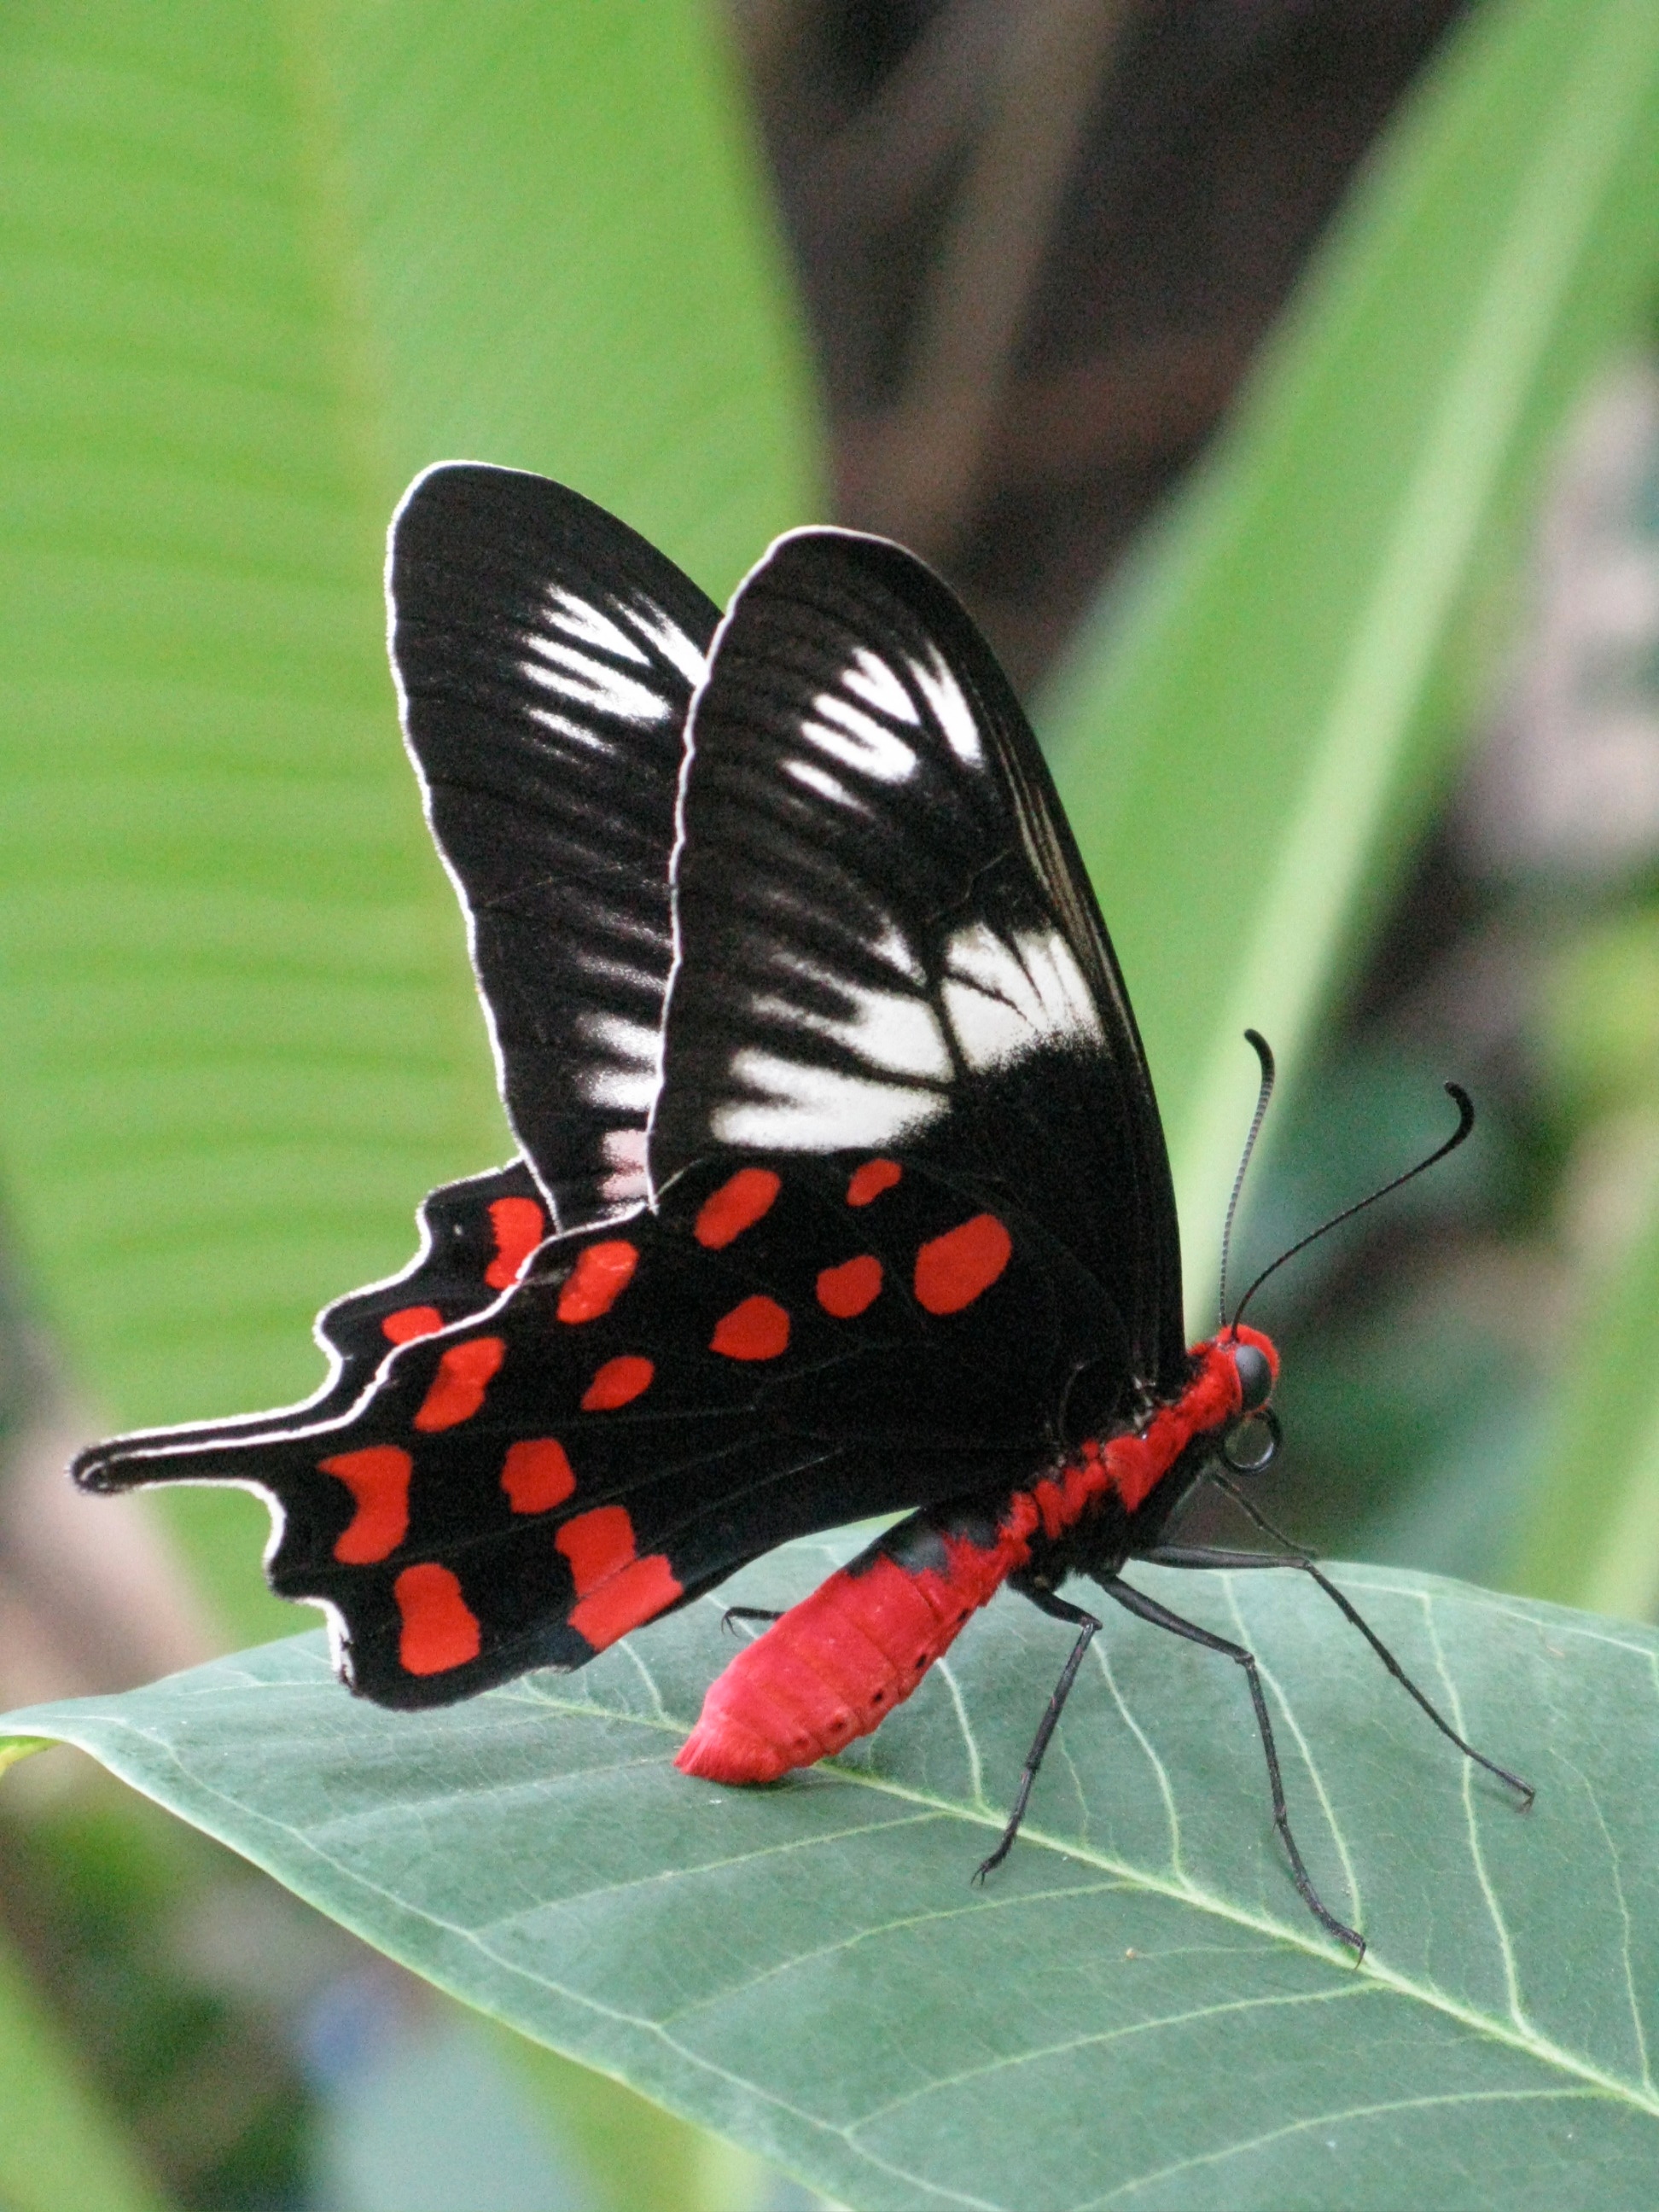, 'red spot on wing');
710,1295,790,1361
847,1158,902,1206
581,1355,654,1410
321,1446,412,1564
816,1254,882,1318
695,1167,780,1249
413,1336,505,1432
913,1214,1013,1315
485,1196,545,1289
500,1437,577,1514
556,1239,637,1323
571,1555,682,1649
394,1563,481,1674
556,1505,680,1647
382,1305,444,1345
556,1505,637,1592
